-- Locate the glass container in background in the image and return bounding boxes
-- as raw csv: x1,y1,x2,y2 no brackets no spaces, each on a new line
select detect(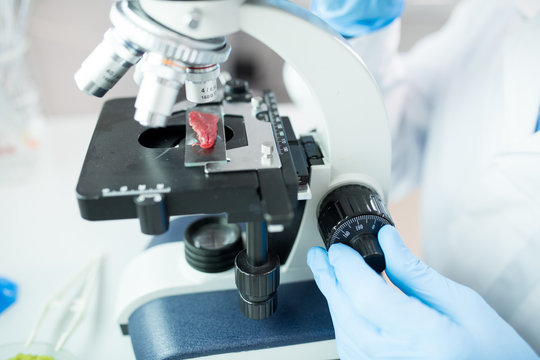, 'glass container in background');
0,0,44,182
